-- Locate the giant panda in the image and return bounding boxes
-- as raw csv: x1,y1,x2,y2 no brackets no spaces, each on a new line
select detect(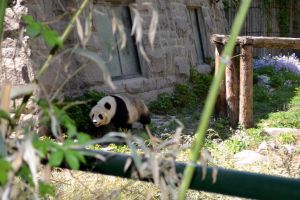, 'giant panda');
89,94,151,130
